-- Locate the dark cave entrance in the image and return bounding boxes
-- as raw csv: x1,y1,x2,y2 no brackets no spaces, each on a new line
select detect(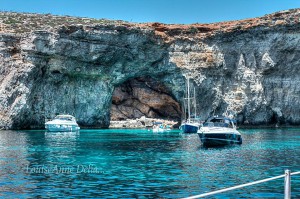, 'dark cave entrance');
110,76,182,123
